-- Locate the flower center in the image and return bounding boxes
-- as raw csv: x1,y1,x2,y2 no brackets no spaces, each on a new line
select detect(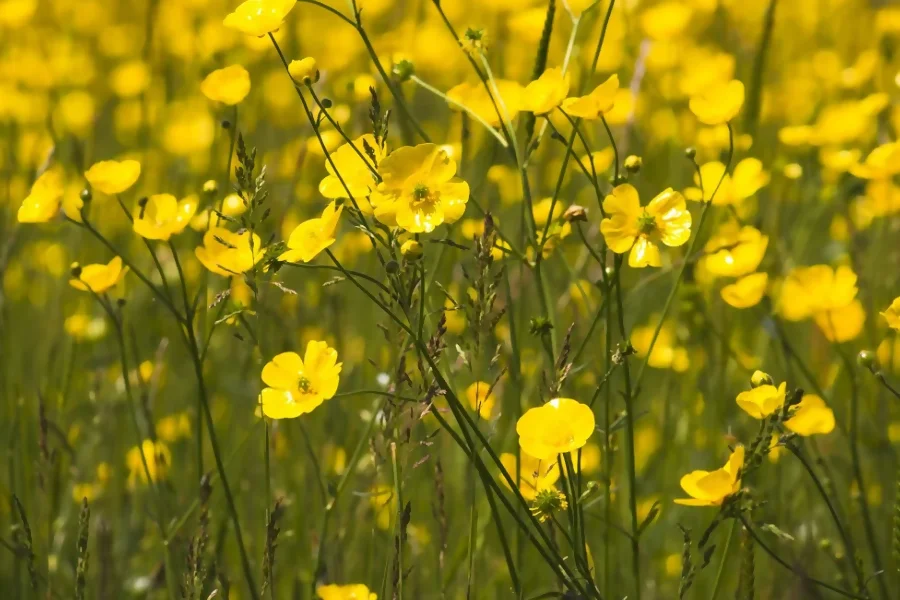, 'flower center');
637,211,657,235
297,376,316,395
